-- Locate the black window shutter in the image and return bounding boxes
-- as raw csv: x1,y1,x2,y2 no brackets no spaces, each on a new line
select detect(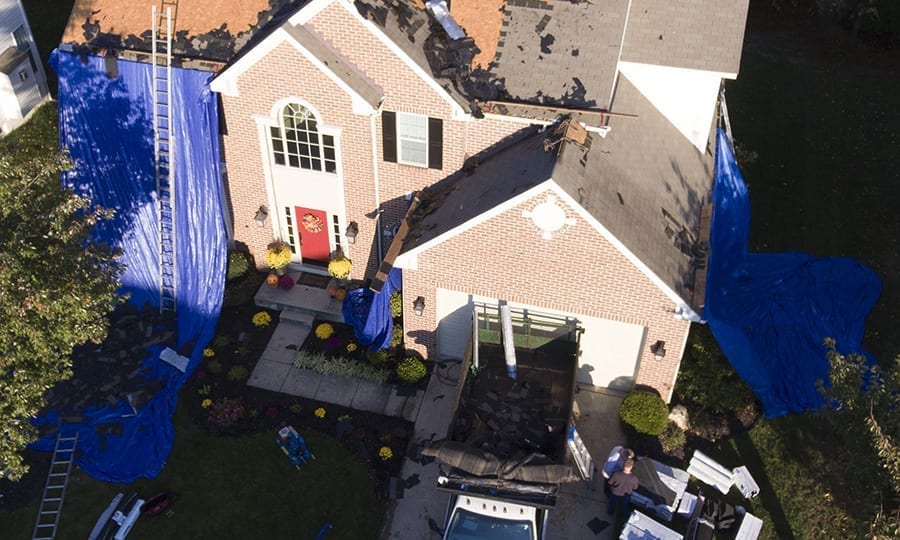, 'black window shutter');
382,111,397,163
428,117,443,170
